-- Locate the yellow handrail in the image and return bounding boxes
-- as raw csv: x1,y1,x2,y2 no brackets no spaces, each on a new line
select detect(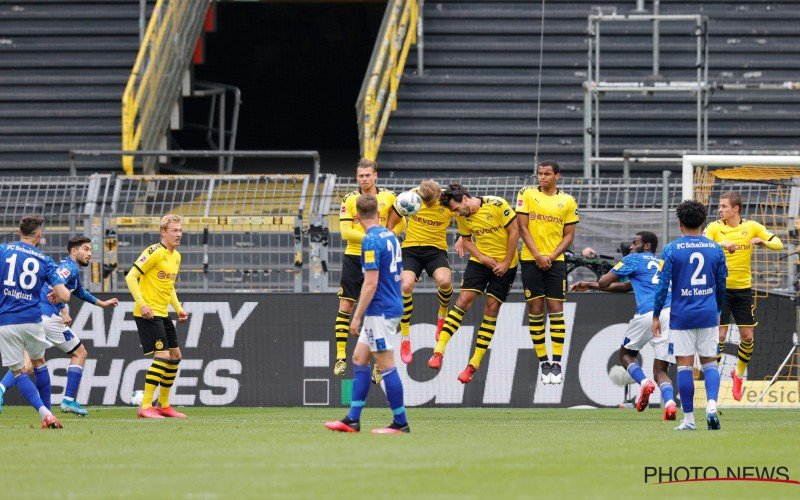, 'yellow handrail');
122,0,165,176
358,0,419,161
122,1,211,175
